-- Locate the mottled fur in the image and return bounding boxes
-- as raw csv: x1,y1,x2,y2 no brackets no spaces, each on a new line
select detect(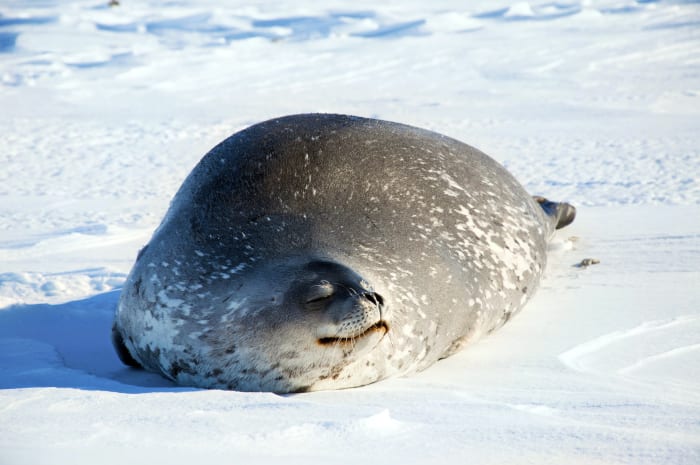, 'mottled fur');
112,114,574,393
